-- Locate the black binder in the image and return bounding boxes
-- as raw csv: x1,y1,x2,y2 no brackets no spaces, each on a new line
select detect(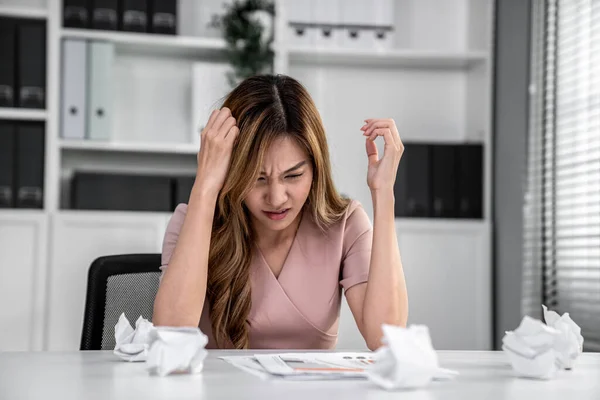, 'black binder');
17,21,46,109
149,0,177,34
0,121,15,208
16,122,45,209
121,0,148,32
456,144,483,219
431,145,457,218
91,0,119,30
0,18,16,107
173,176,195,208
63,0,90,28
394,143,431,217
71,172,172,211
